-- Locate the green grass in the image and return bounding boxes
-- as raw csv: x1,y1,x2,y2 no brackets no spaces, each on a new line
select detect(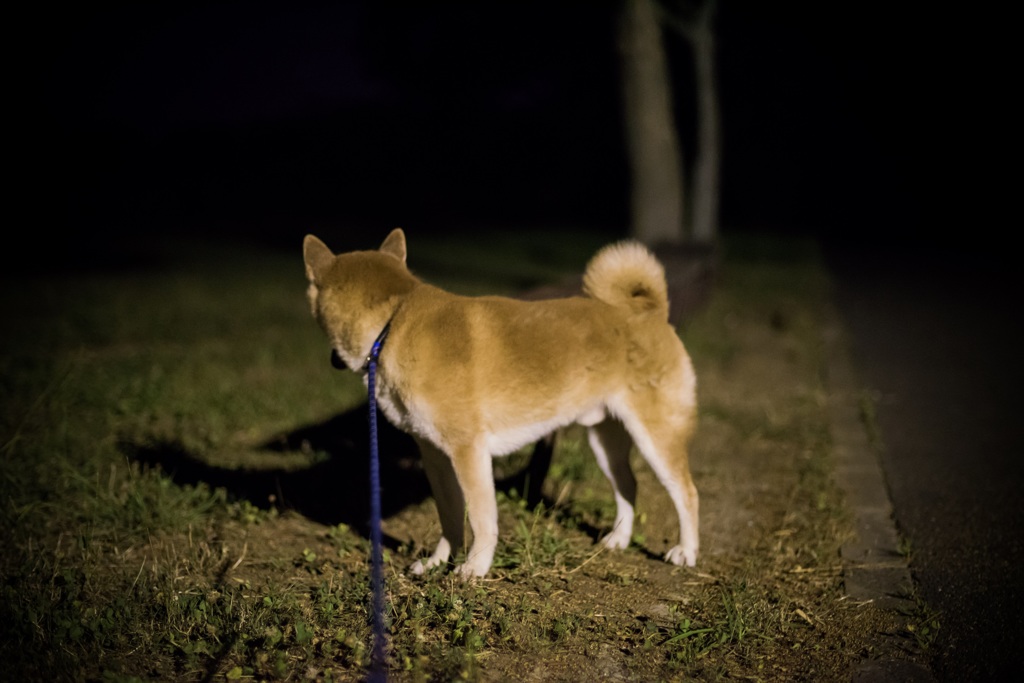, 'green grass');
1,229,932,681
